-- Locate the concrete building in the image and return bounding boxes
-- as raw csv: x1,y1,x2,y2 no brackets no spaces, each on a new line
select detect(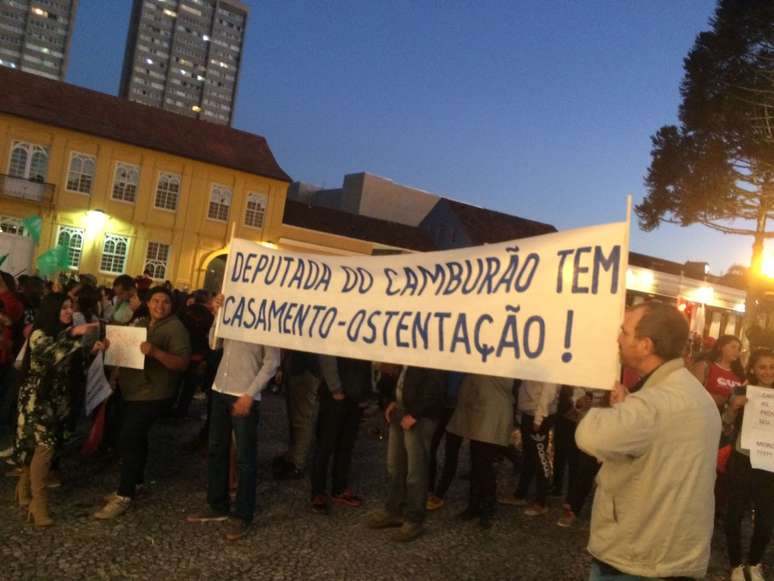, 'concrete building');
119,0,247,126
0,0,78,80
288,172,441,227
